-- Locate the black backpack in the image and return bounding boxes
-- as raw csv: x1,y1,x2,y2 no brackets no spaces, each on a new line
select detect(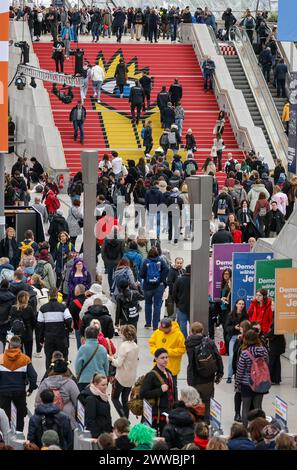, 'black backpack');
194,338,218,379
35,414,63,448
11,315,26,337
